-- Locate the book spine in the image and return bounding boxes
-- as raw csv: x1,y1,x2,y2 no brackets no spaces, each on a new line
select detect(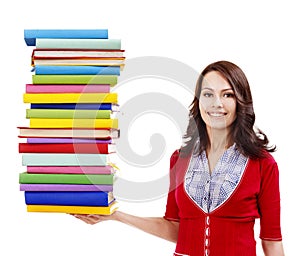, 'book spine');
24,191,112,206
19,172,114,184
19,143,111,154
26,109,111,119
24,93,118,104
20,184,113,191
26,138,112,144
26,84,110,93
30,103,115,110
26,165,114,174
29,118,118,128
35,65,120,75
24,29,109,46
22,153,108,166
36,38,121,50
